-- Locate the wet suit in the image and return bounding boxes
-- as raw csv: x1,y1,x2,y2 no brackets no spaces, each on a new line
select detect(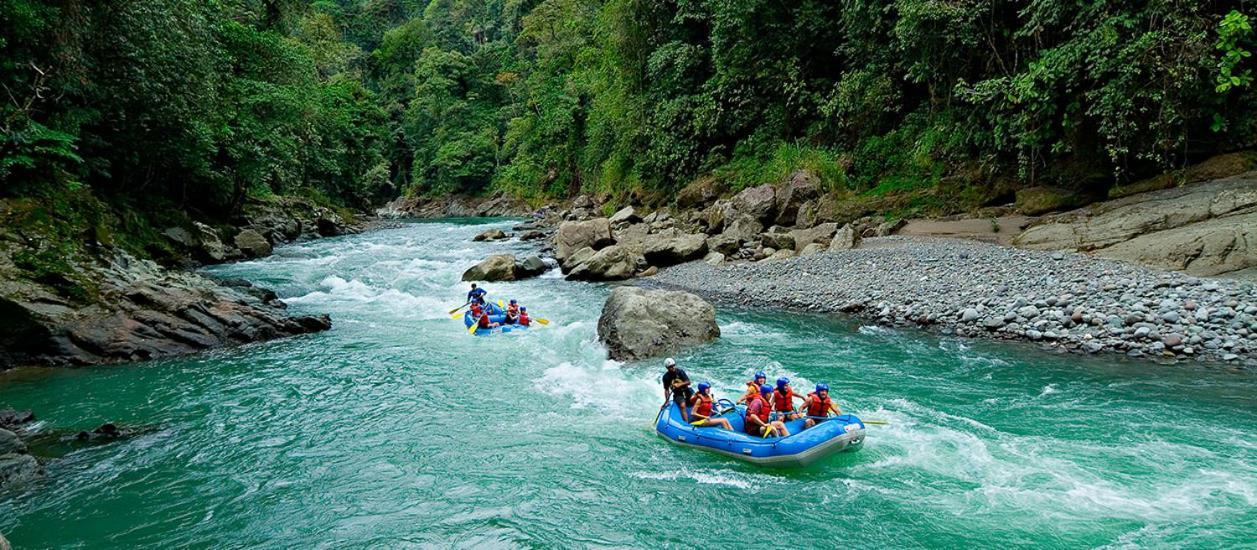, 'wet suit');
662,367,693,408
